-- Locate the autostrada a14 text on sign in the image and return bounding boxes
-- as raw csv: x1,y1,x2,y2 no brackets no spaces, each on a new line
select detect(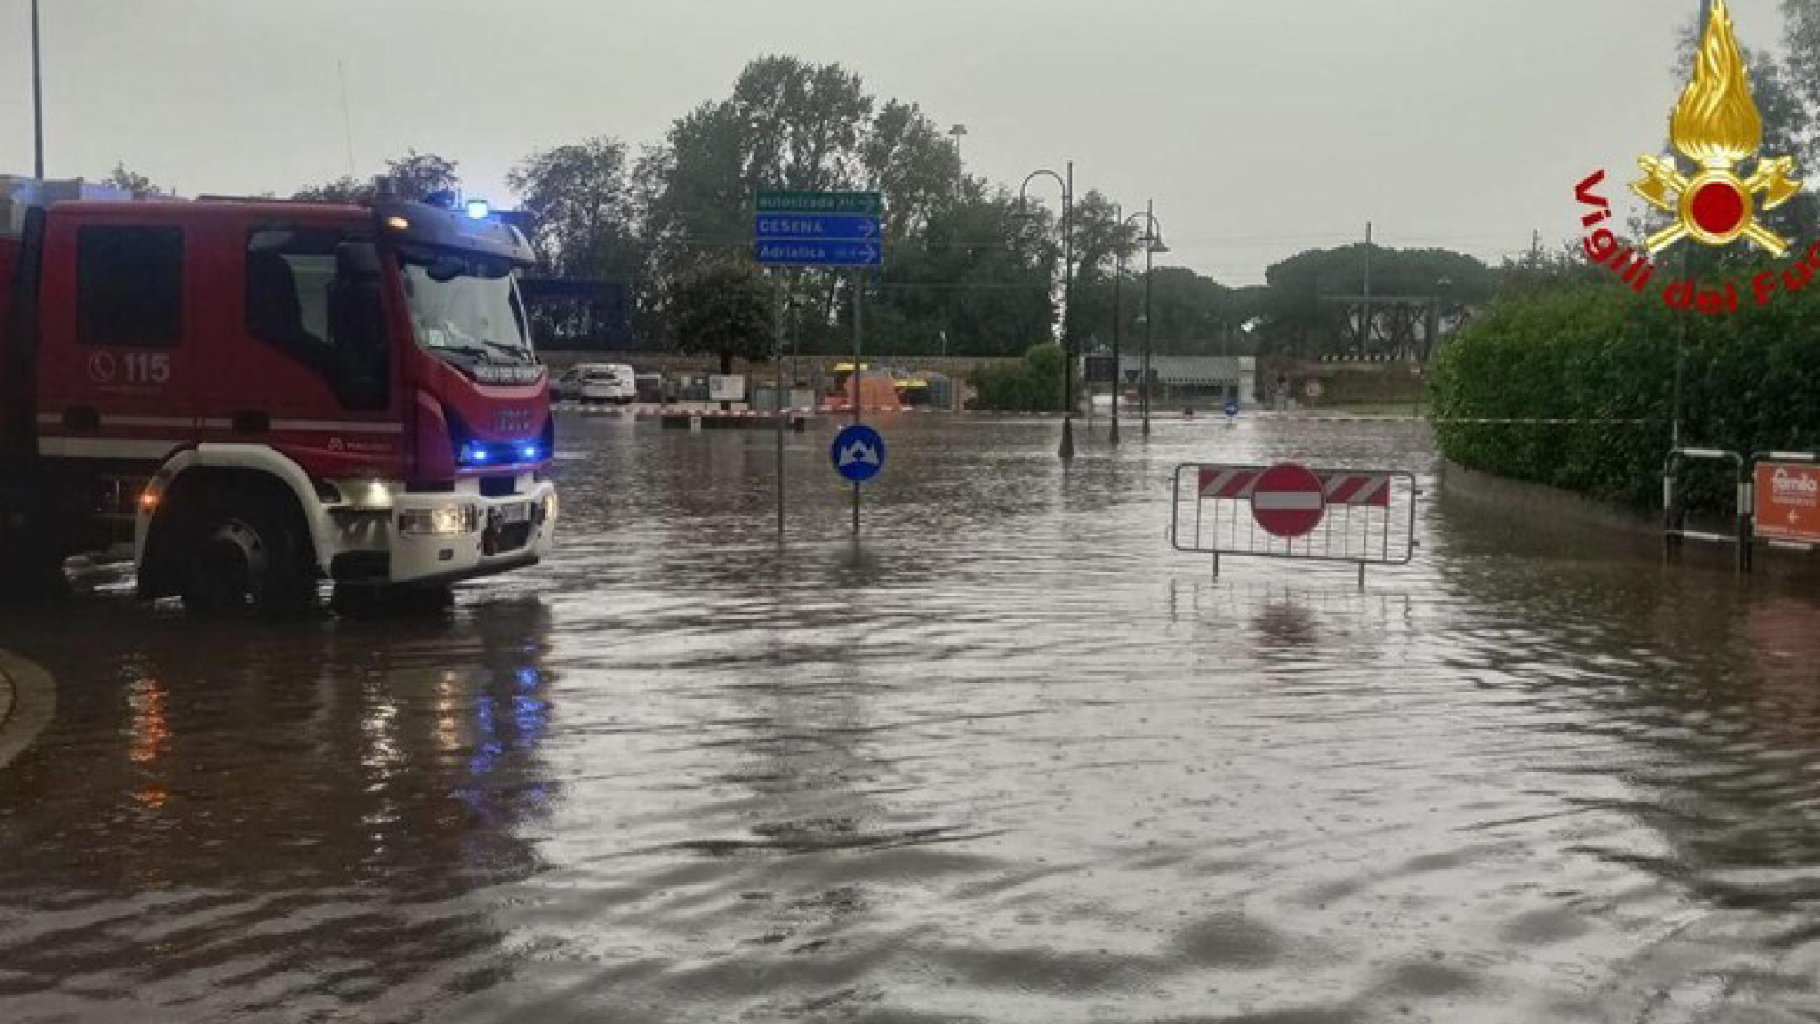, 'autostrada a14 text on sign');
1575,170,1820,316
